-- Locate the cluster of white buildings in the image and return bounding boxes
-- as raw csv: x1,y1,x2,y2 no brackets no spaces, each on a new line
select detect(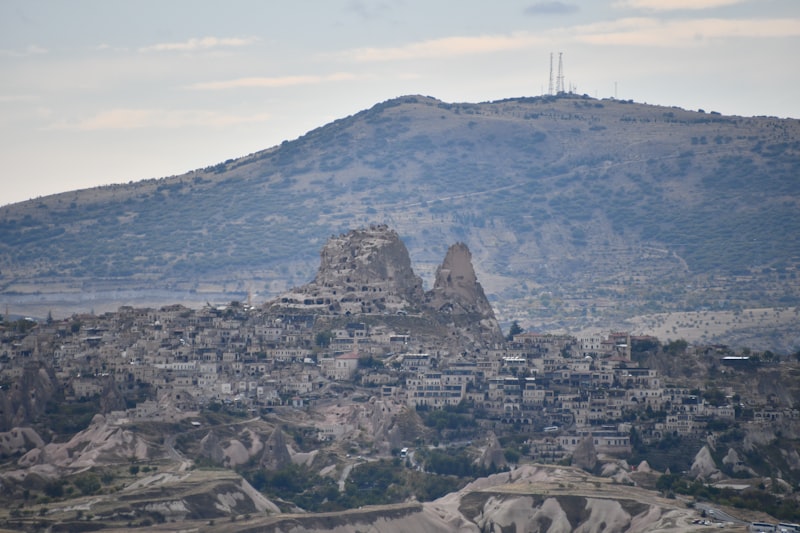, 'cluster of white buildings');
2,303,791,460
